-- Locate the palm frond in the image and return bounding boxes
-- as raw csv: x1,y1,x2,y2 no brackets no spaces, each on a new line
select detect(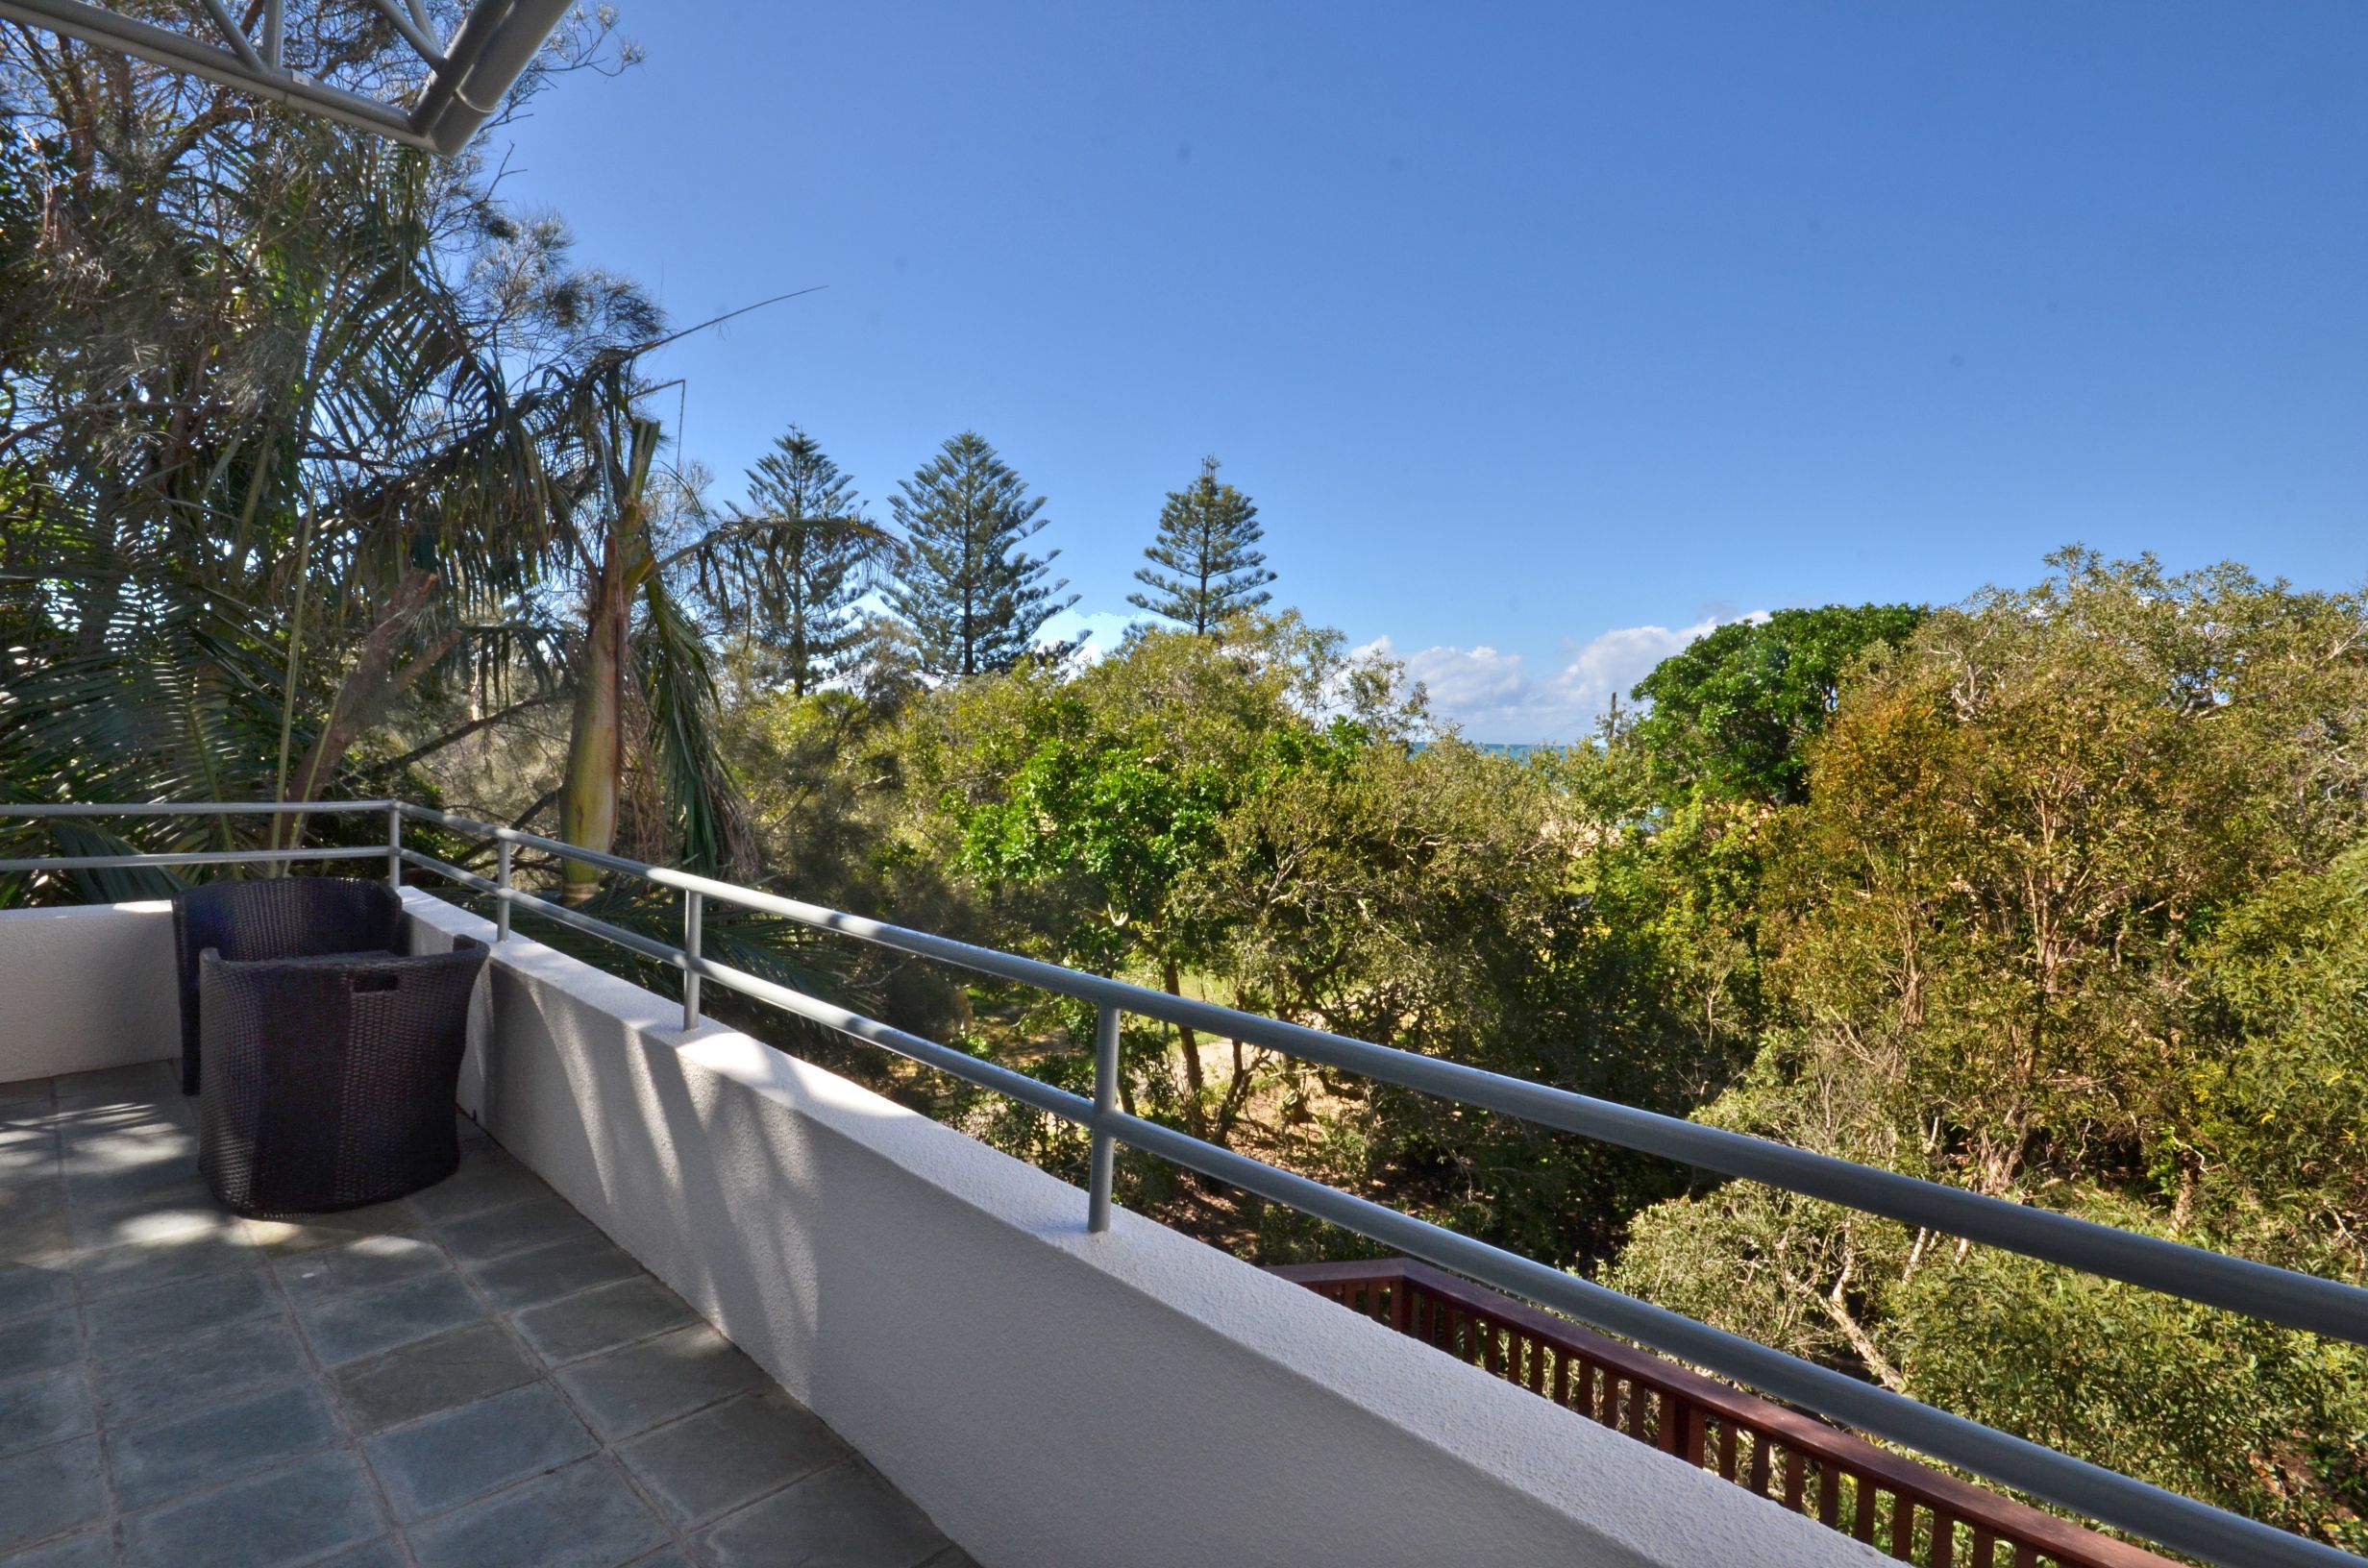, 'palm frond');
633,576,756,879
